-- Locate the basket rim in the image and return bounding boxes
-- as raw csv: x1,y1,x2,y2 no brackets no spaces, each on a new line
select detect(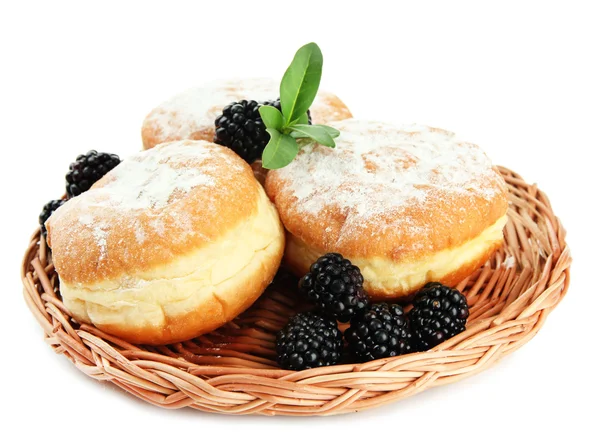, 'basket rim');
21,165,572,415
